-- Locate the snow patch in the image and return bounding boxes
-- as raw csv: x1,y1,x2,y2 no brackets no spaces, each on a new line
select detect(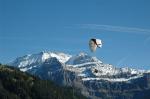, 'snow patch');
82,75,143,82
